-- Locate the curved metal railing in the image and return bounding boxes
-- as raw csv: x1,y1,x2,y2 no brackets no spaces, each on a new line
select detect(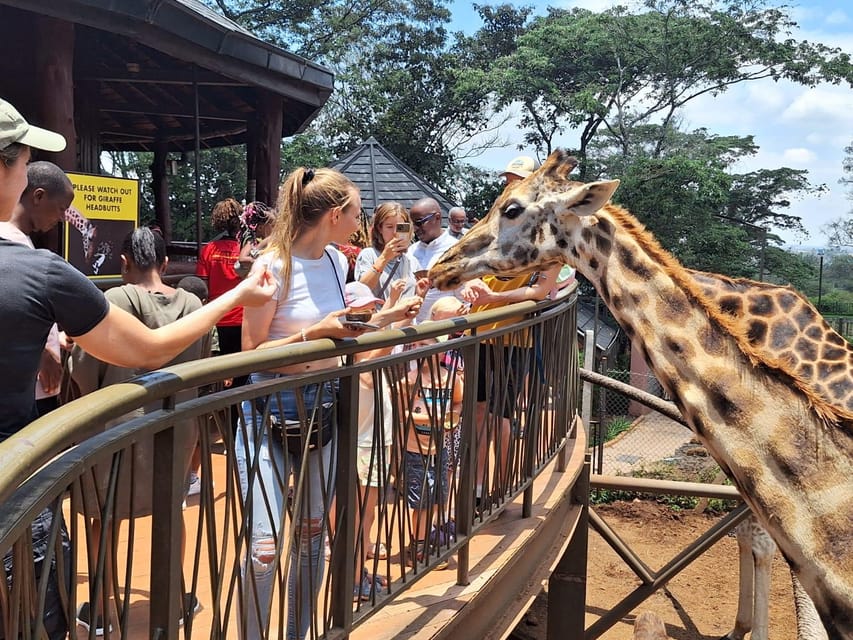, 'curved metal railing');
0,288,582,639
